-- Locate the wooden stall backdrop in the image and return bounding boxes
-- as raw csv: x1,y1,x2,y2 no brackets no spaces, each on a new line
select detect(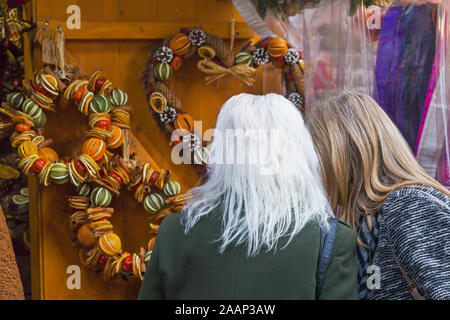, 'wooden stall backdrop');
28,0,282,299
